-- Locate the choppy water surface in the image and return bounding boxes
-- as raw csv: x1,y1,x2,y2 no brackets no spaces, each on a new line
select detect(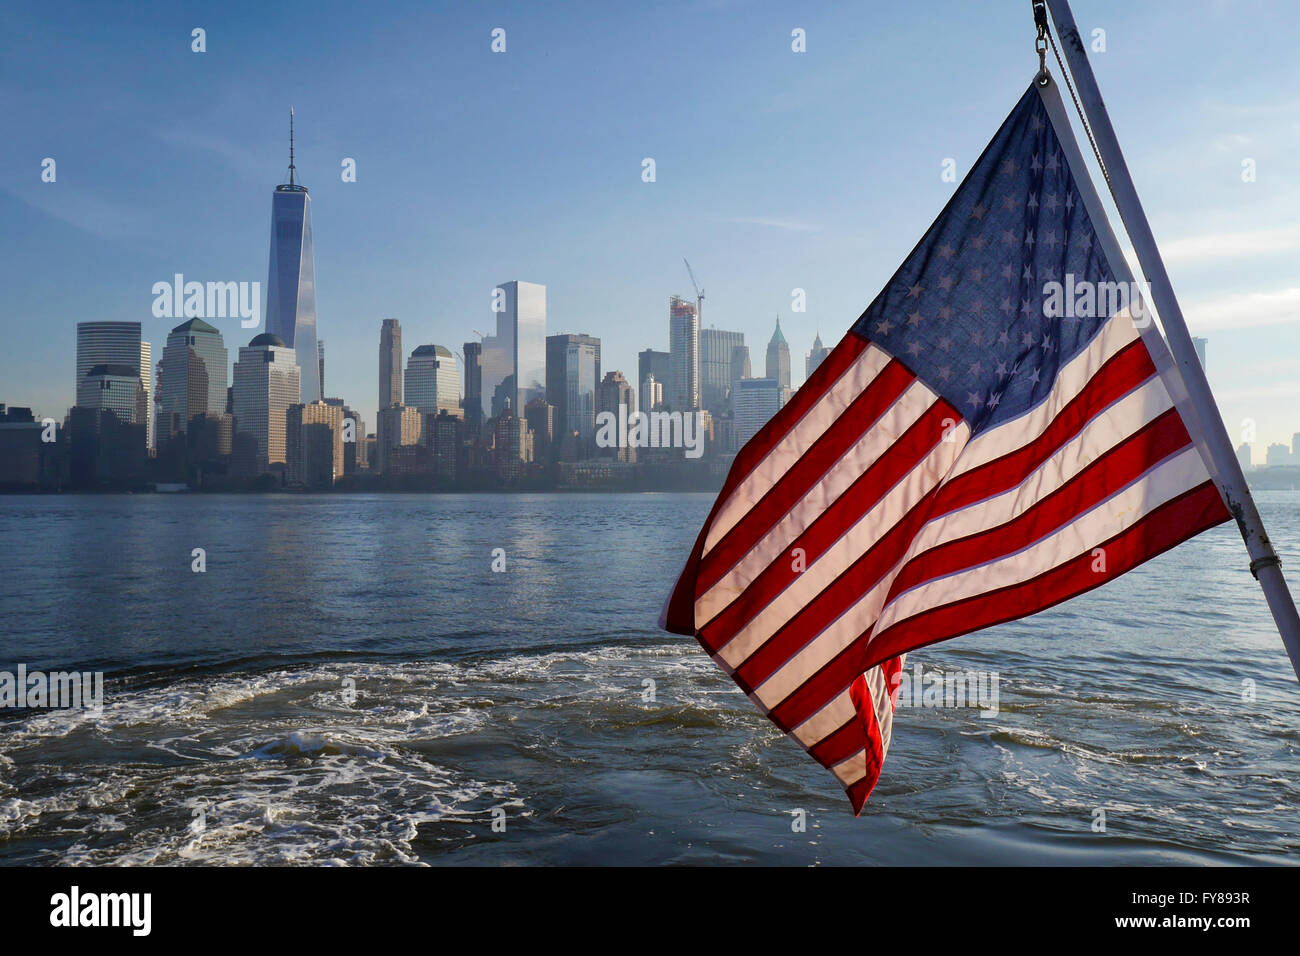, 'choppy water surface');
1,492,1298,865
